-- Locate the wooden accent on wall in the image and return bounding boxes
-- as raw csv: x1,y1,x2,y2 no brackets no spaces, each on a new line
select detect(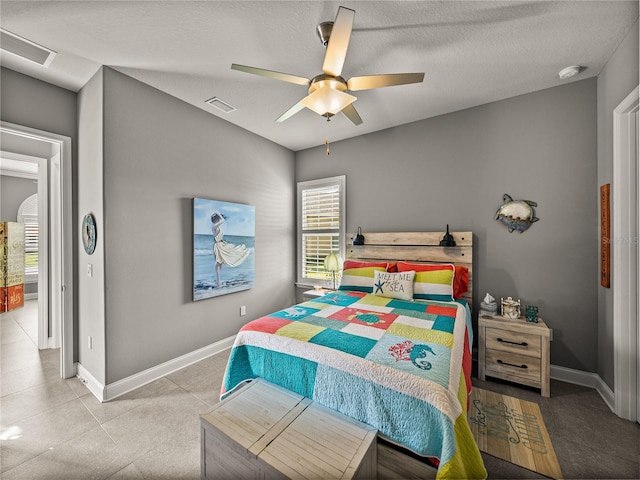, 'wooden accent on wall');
600,184,610,288
346,231,473,308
